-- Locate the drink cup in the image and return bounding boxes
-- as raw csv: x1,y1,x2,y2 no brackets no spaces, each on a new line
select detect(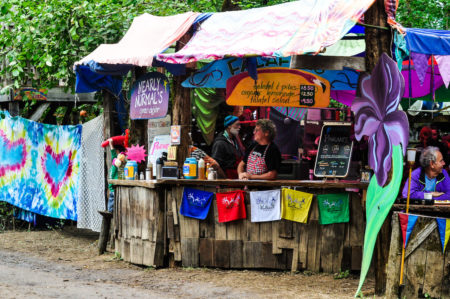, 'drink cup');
424,193,433,200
